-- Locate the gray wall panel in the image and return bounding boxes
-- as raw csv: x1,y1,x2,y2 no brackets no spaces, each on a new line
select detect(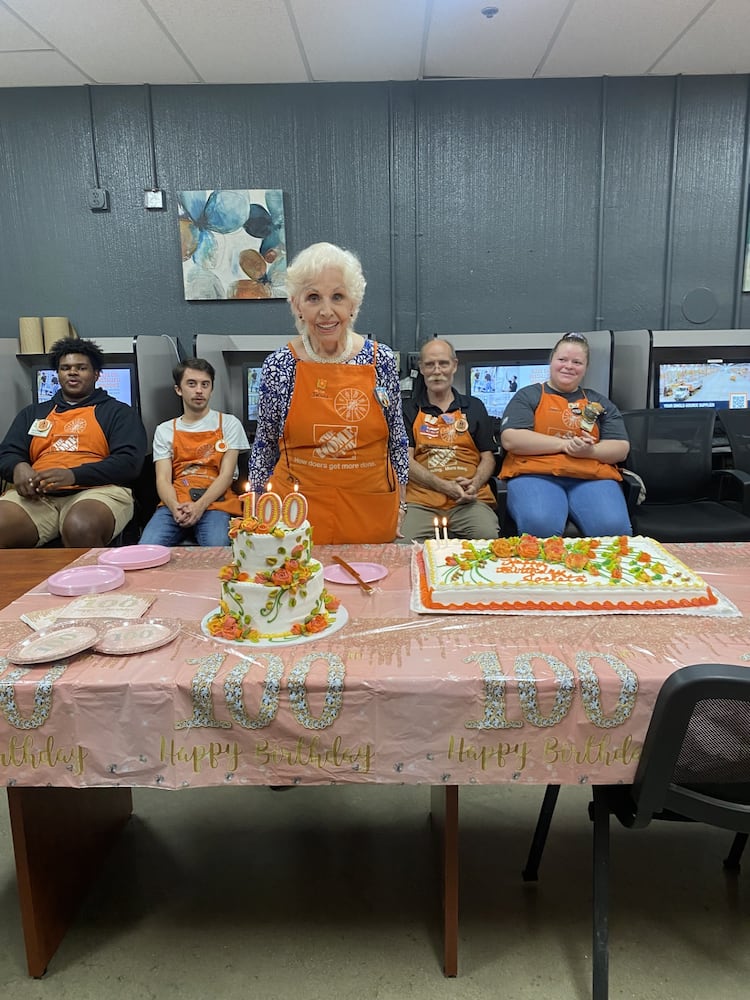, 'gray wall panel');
599,77,675,331
669,75,748,330
415,79,604,337
0,76,749,370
